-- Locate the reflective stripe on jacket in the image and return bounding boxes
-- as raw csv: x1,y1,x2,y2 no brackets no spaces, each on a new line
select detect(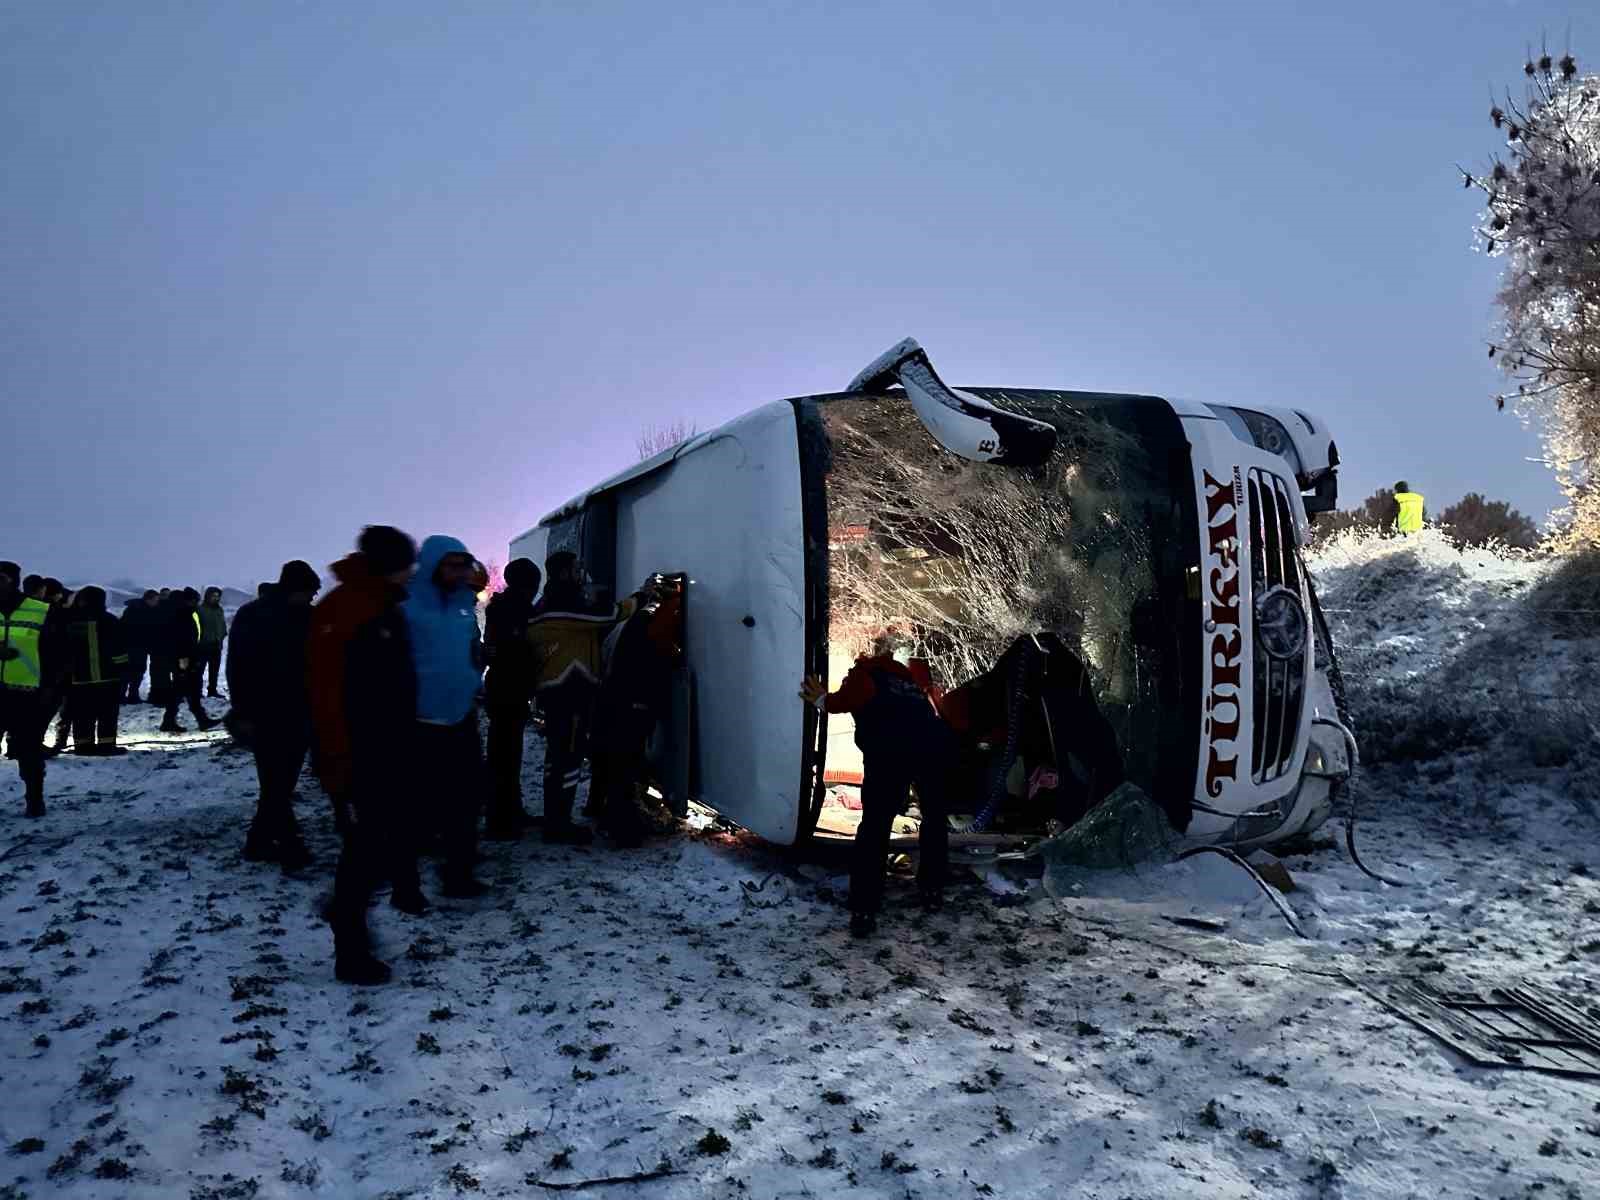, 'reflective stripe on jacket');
67,614,129,686
0,597,51,690
1395,491,1425,534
